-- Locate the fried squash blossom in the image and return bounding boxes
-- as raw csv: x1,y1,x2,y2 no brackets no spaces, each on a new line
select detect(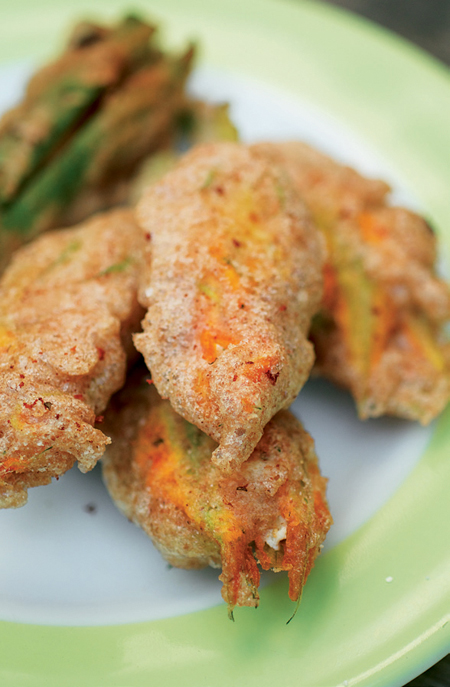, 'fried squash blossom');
134,143,325,472
0,209,144,507
253,141,450,424
102,367,332,615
